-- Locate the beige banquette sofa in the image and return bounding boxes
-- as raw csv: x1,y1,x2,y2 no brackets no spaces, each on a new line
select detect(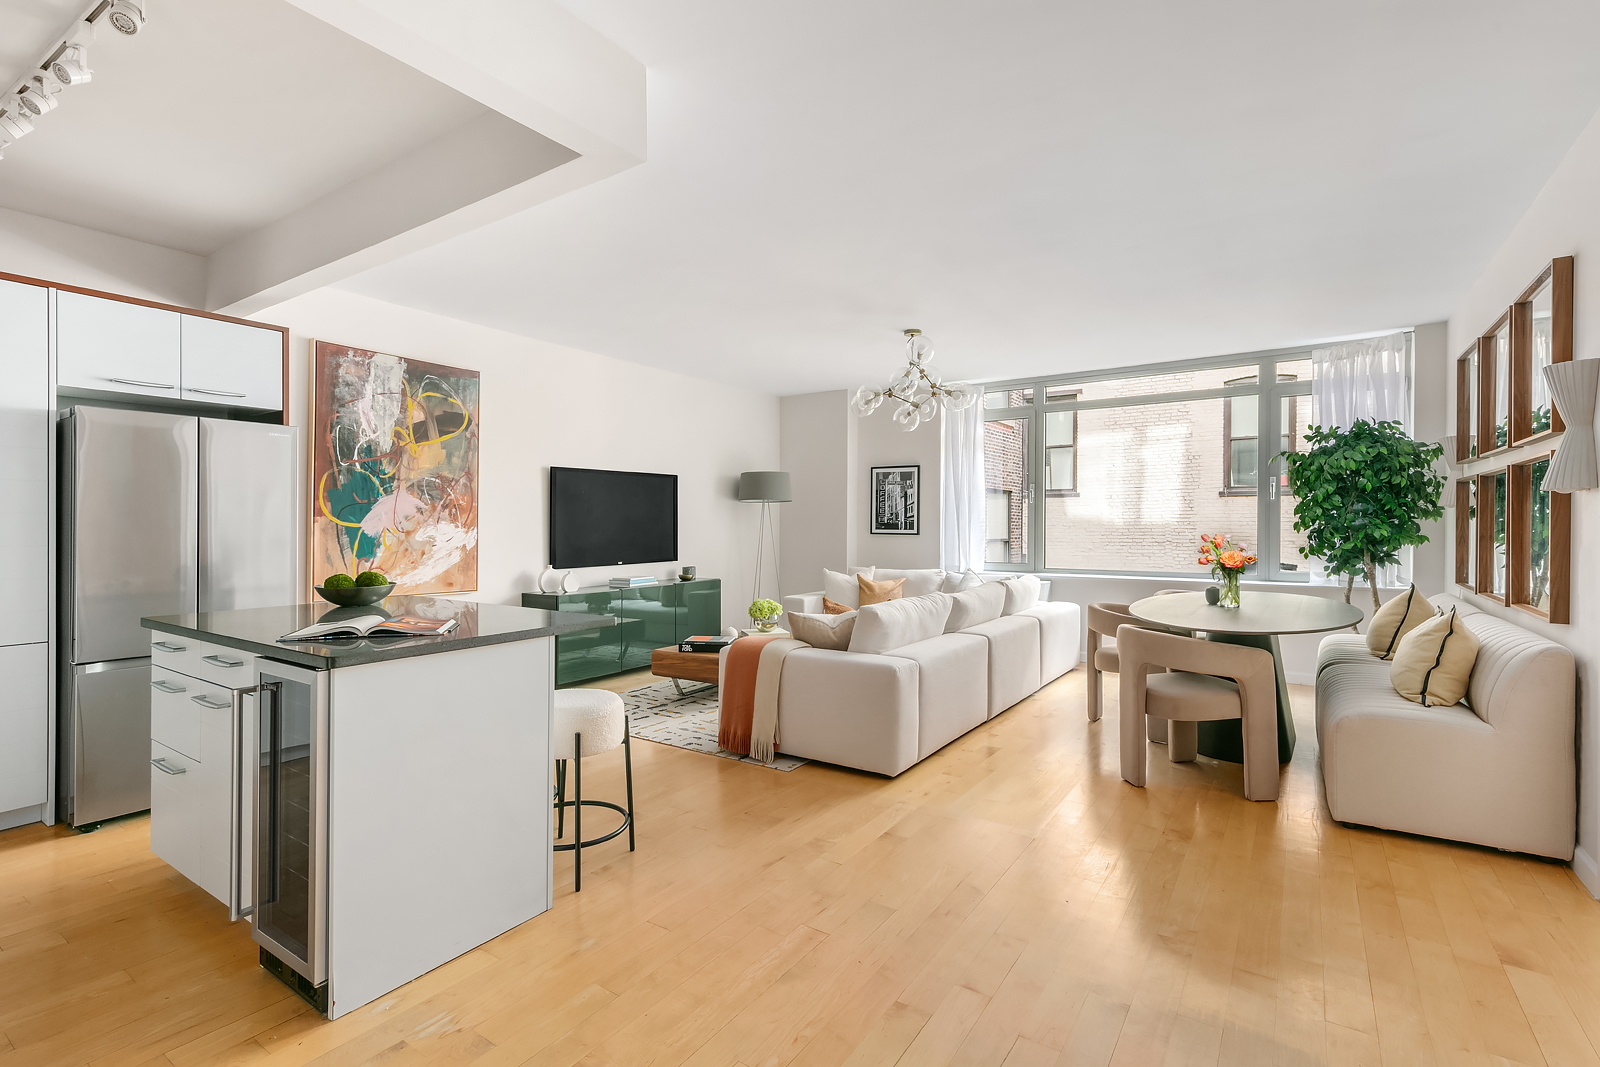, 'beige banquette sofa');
768,569,1080,776
1315,593,1576,860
